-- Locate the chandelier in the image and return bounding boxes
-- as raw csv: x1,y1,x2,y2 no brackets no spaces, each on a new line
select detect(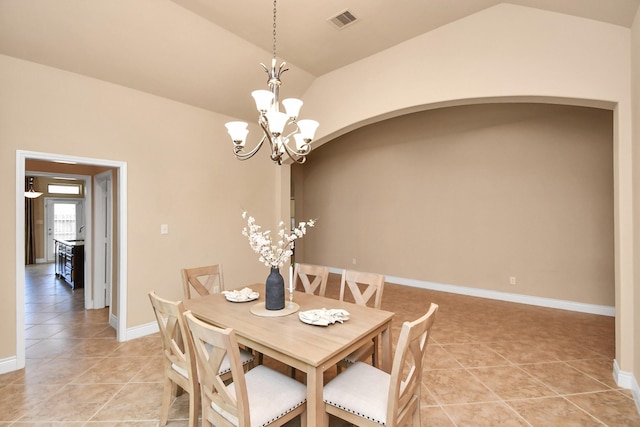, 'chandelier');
224,0,319,165
25,177,43,199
